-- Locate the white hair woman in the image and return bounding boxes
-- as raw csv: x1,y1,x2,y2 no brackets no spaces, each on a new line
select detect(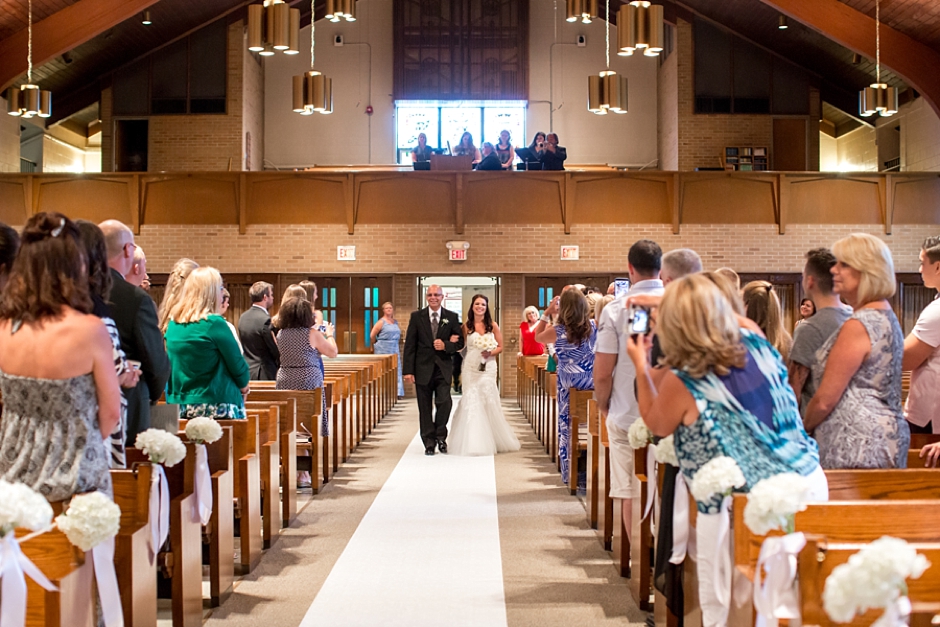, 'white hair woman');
519,305,544,356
